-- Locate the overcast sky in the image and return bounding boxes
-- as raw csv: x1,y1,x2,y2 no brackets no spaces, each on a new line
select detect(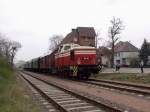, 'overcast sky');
0,0,150,61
